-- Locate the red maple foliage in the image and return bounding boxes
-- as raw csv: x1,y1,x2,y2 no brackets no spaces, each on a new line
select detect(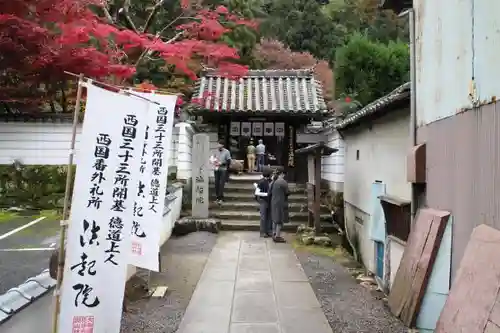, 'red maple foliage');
253,39,335,104
0,0,256,105
134,81,184,117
